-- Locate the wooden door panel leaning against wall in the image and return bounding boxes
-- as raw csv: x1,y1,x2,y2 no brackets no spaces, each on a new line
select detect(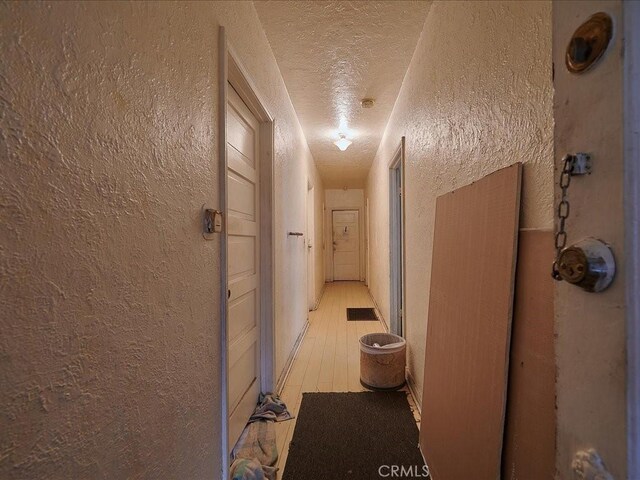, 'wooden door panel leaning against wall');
420,164,522,480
